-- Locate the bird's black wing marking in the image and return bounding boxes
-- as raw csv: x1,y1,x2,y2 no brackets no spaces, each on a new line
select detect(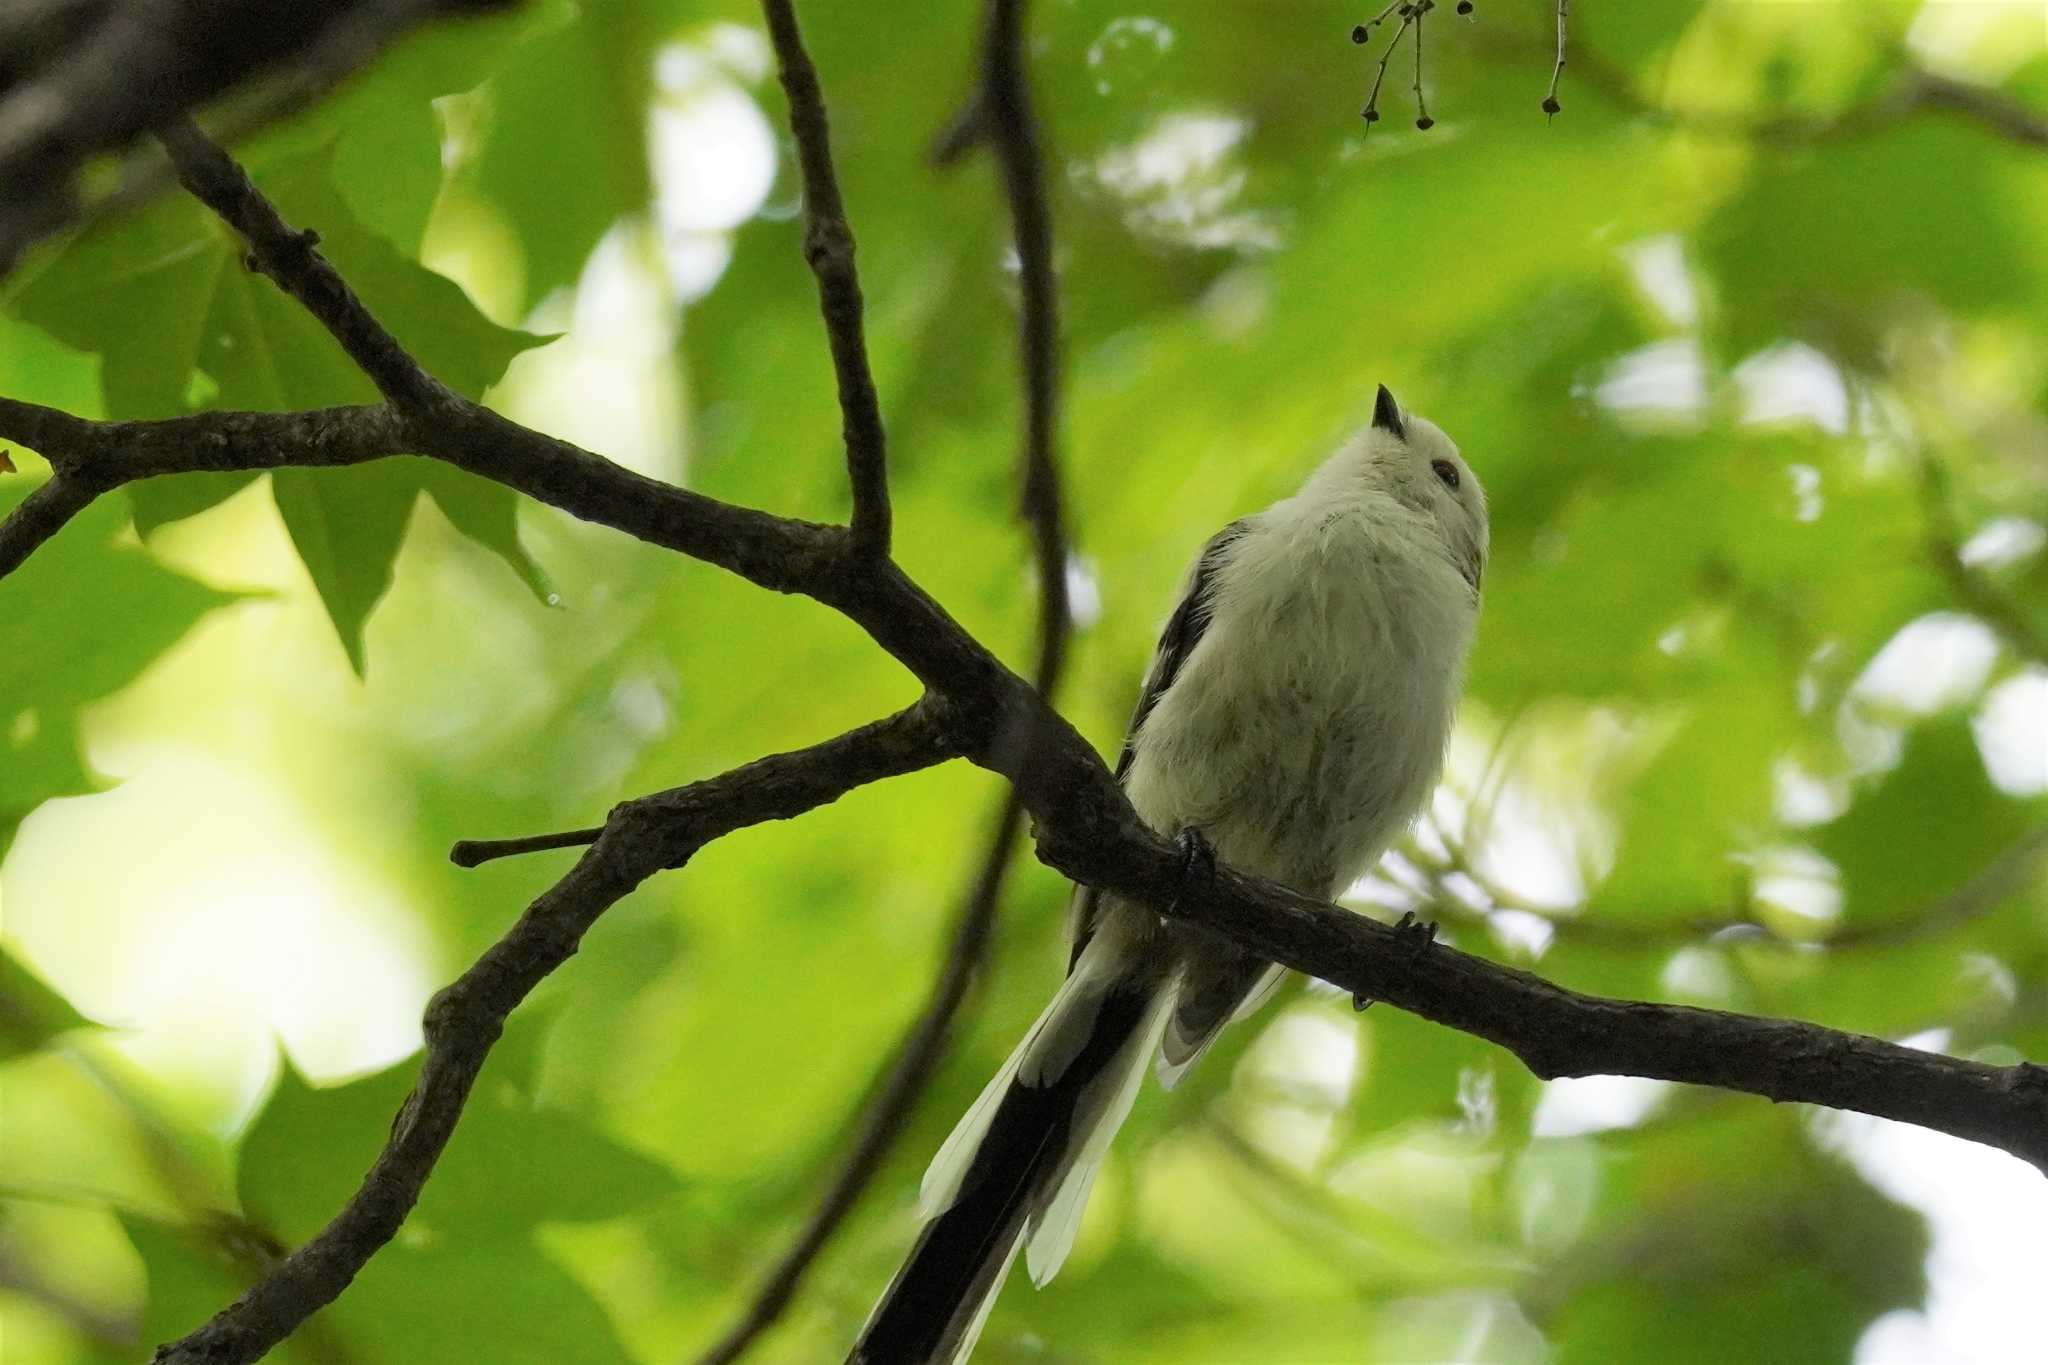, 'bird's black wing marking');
1067,518,1252,969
